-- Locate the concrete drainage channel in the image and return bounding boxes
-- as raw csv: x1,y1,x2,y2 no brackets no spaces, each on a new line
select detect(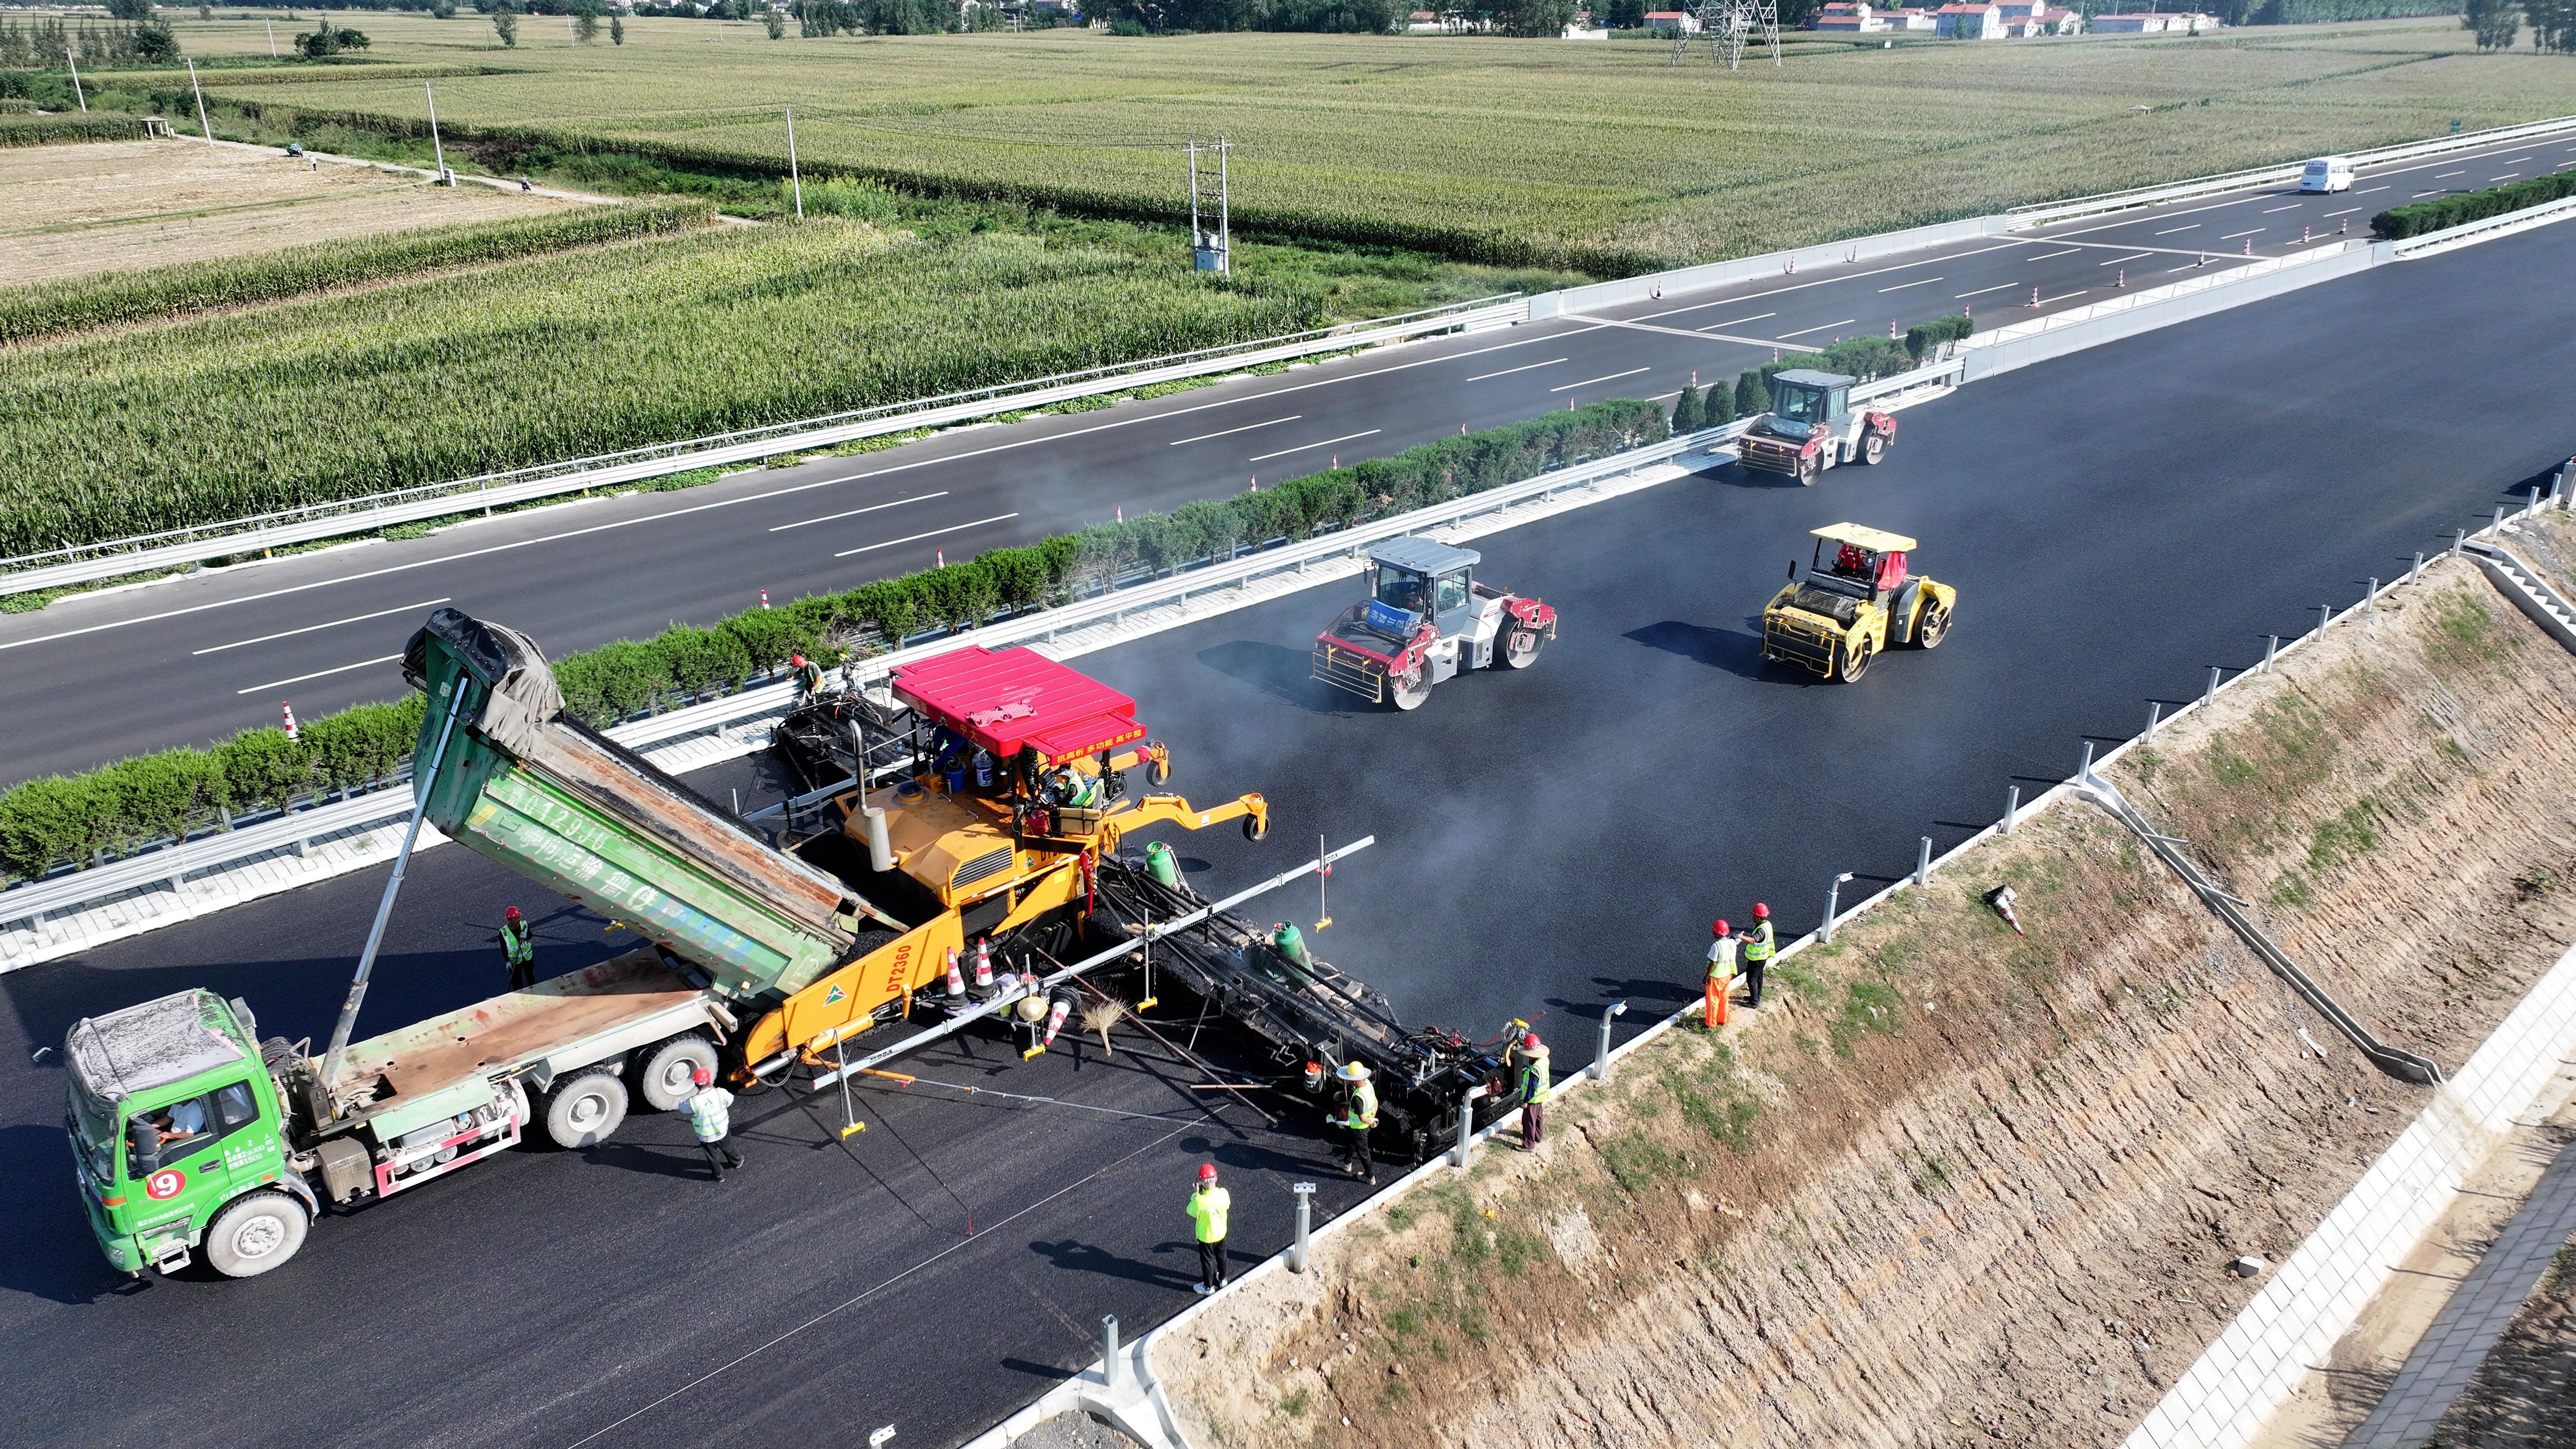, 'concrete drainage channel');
982,500,2576,1449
